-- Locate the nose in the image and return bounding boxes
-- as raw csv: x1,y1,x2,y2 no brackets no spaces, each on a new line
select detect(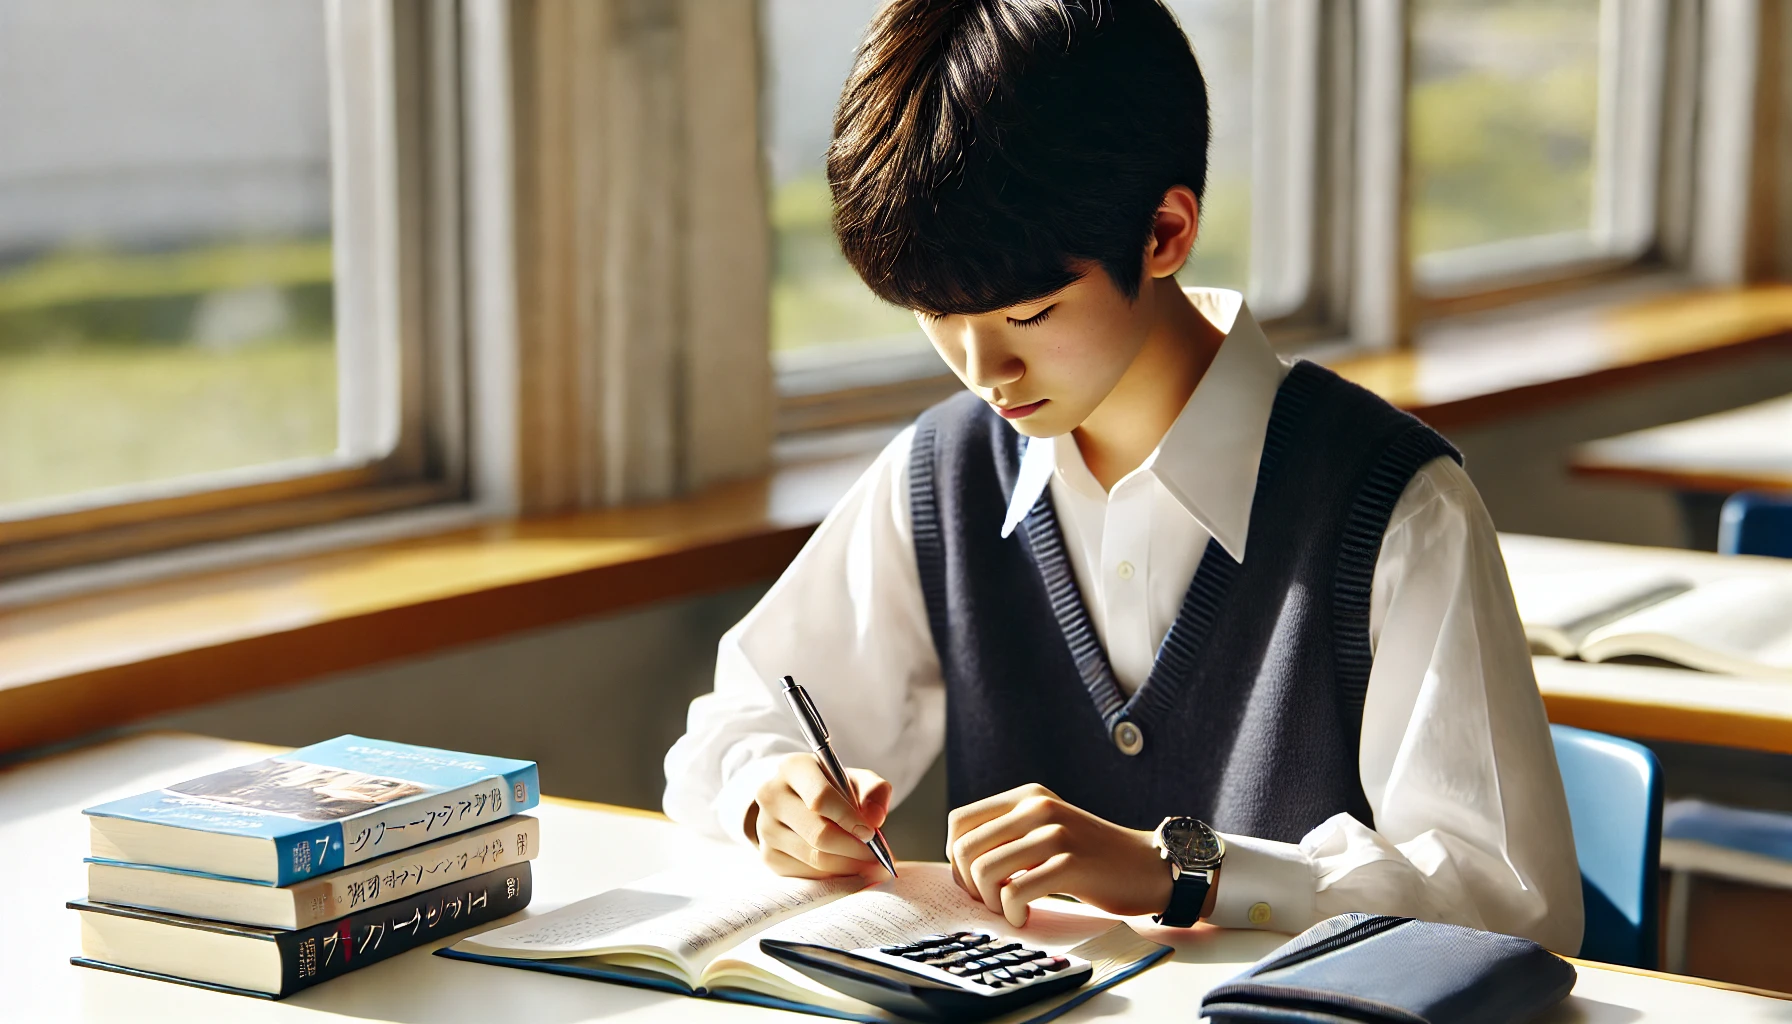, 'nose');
959,324,1024,393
